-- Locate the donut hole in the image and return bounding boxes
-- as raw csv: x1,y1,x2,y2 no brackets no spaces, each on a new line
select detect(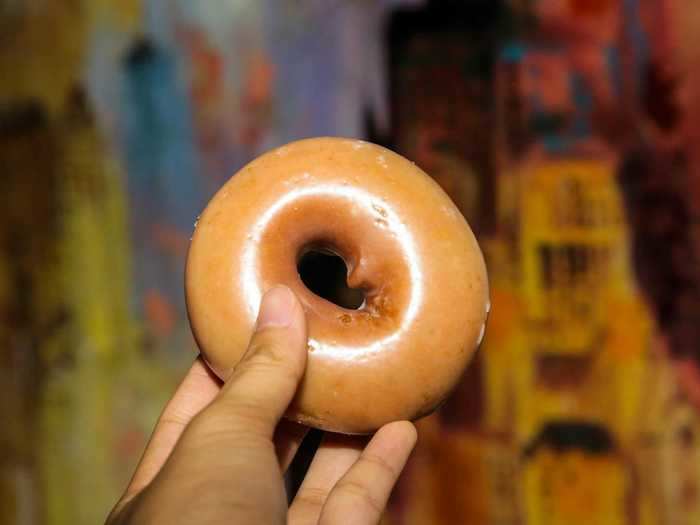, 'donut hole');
297,249,365,310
